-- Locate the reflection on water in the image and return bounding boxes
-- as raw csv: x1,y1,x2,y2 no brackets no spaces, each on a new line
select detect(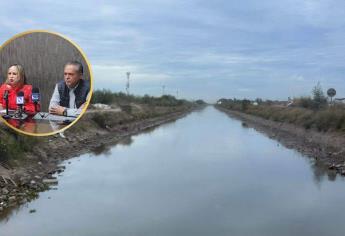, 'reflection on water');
90,143,112,156
91,137,134,156
311,160,337,183
2,106,345,236
89,121,178,156
0,193,39,223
